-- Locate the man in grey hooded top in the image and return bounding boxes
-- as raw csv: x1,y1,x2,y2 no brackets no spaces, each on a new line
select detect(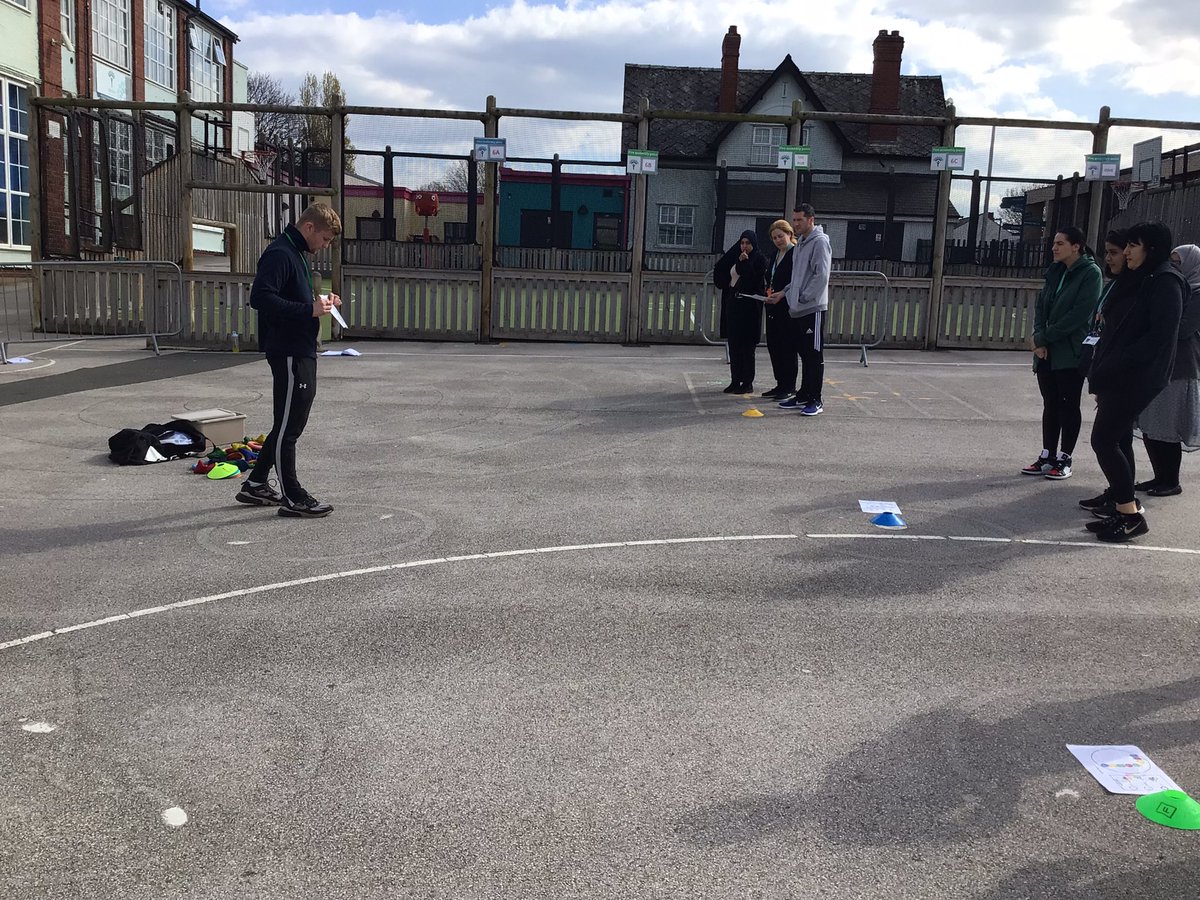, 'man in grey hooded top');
779,204,832,415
